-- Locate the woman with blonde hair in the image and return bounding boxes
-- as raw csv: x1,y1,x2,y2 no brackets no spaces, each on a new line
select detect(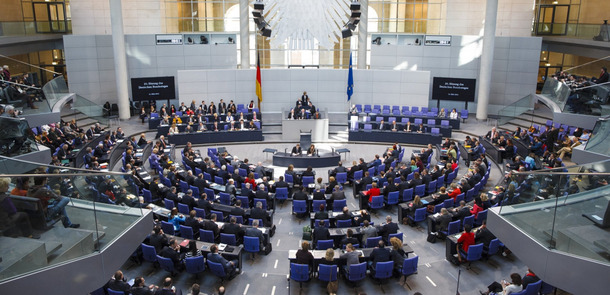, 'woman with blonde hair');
168,123,178,135
390,237,406,273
